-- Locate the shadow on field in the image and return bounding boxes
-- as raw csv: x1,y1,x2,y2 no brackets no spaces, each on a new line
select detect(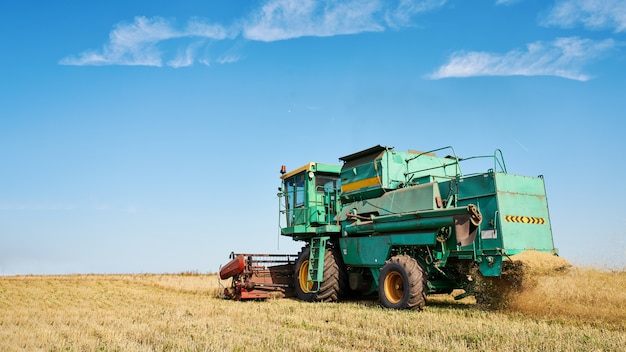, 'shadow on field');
329,292,478,312
426,294,476,311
